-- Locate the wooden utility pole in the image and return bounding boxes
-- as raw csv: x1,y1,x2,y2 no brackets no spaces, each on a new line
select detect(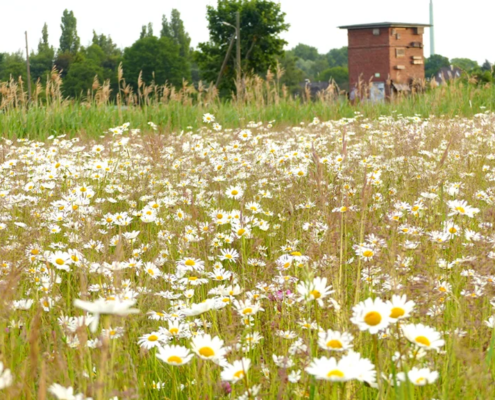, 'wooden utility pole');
25,31,32,102
216,34,236,88
236,11,242,101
